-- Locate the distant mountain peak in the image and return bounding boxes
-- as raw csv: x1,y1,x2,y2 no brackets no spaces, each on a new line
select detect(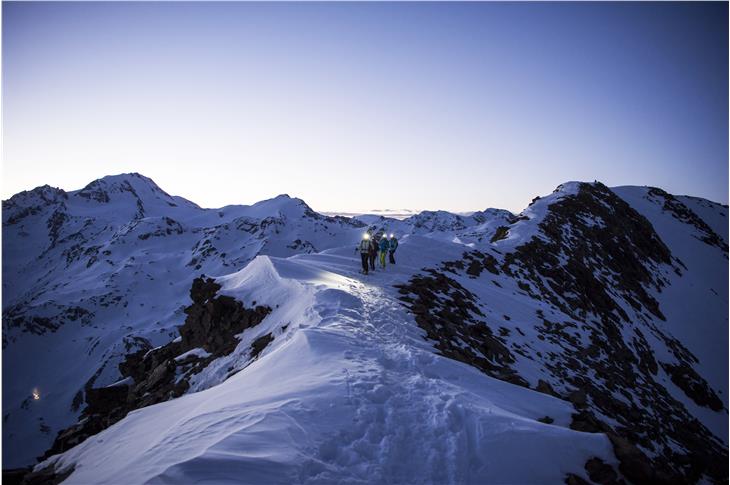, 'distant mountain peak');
79,172,169,196
2,184,68,226
72,173,180,216
3,184,67,204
